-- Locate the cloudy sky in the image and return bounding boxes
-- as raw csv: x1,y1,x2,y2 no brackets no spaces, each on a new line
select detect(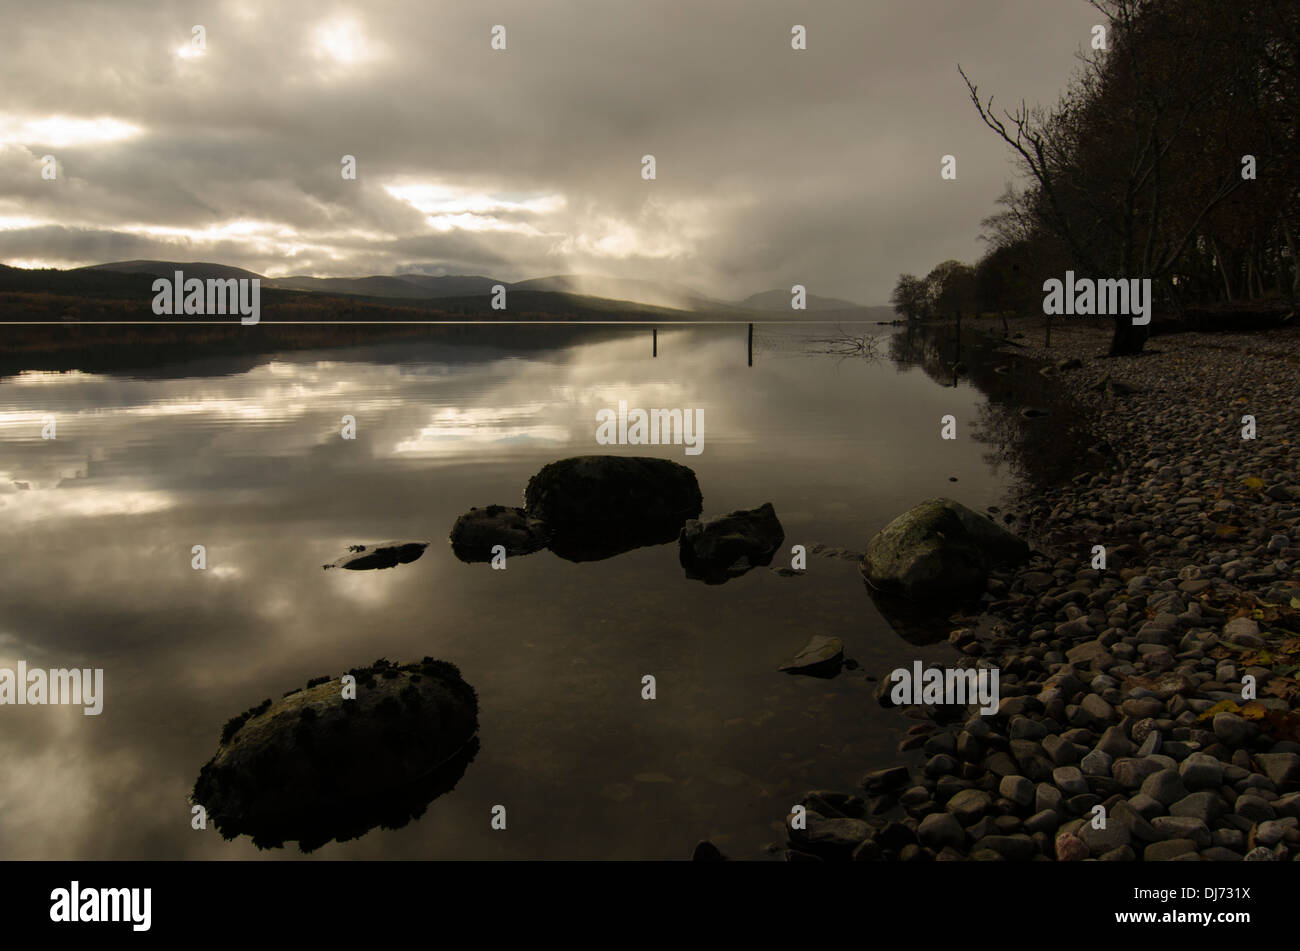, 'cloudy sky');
0,0,1098,304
